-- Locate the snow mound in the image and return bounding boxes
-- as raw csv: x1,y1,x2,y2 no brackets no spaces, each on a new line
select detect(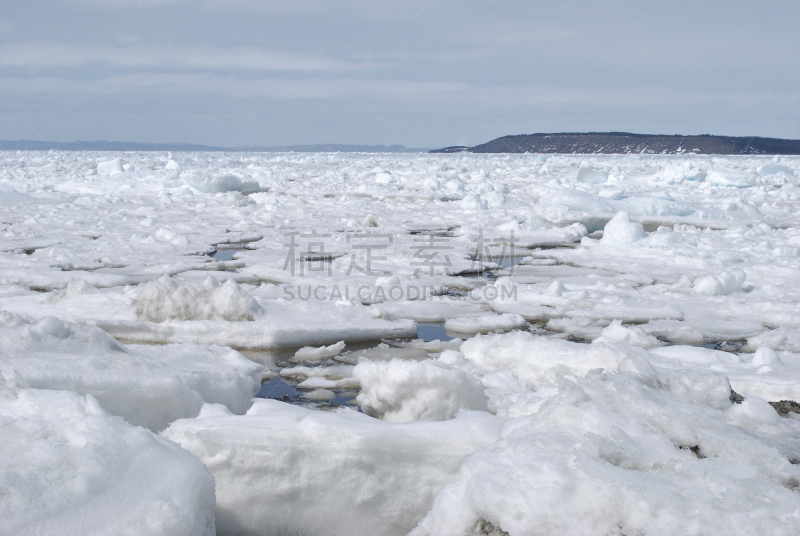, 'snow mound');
1,383,215,535
0,314,263,431
757,164,794,176
163,399,501,536
693,269,746,295
182,170,260,194
746,328,800,352
576,166,608,184
134,275,263,322
601,211,646,244
461,193,488,210
594,319,663,349
96,158,123,176
42,278,97,302
411,369,800,536
292,340,346,363
460,332,639,390
706,169,758,187
444,313,527,334
354,358,489,422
